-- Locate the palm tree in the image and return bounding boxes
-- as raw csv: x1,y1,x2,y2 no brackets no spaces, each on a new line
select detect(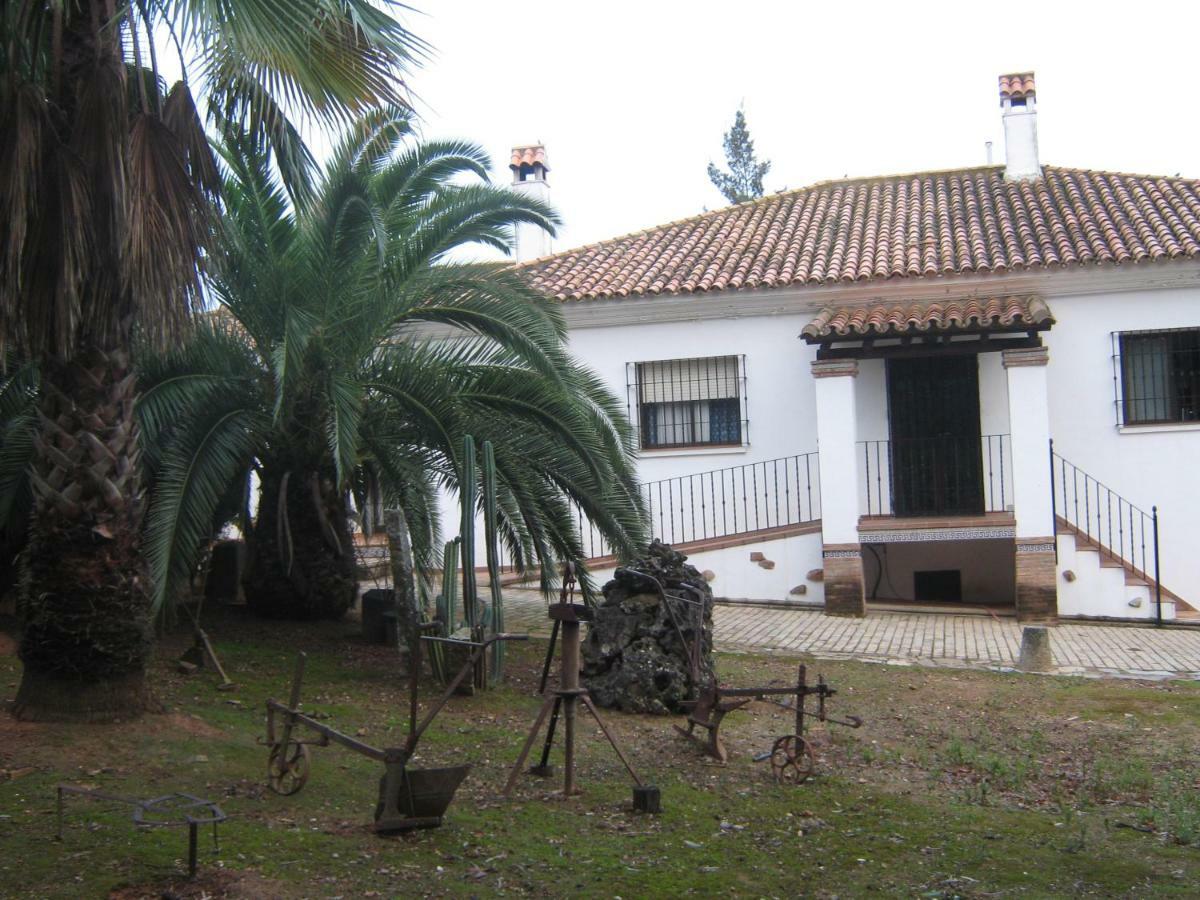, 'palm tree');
140,112,646,623
1,2,424,720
